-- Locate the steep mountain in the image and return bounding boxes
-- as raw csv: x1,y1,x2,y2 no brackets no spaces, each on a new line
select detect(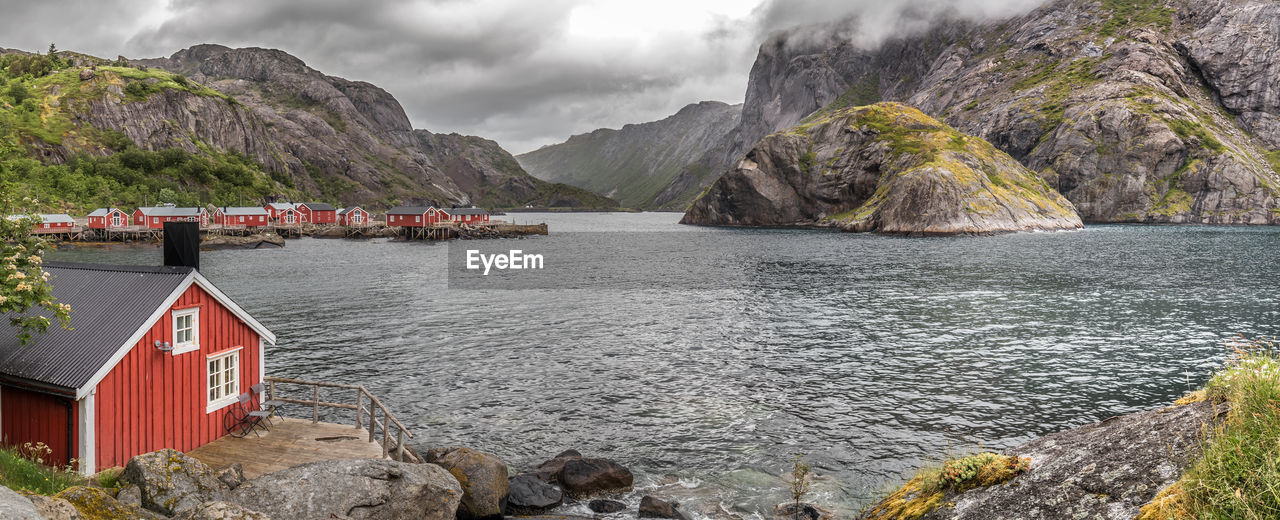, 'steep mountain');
686,0,1280,224
516,101,740,208
0,44,614,211
682,103,1082,234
